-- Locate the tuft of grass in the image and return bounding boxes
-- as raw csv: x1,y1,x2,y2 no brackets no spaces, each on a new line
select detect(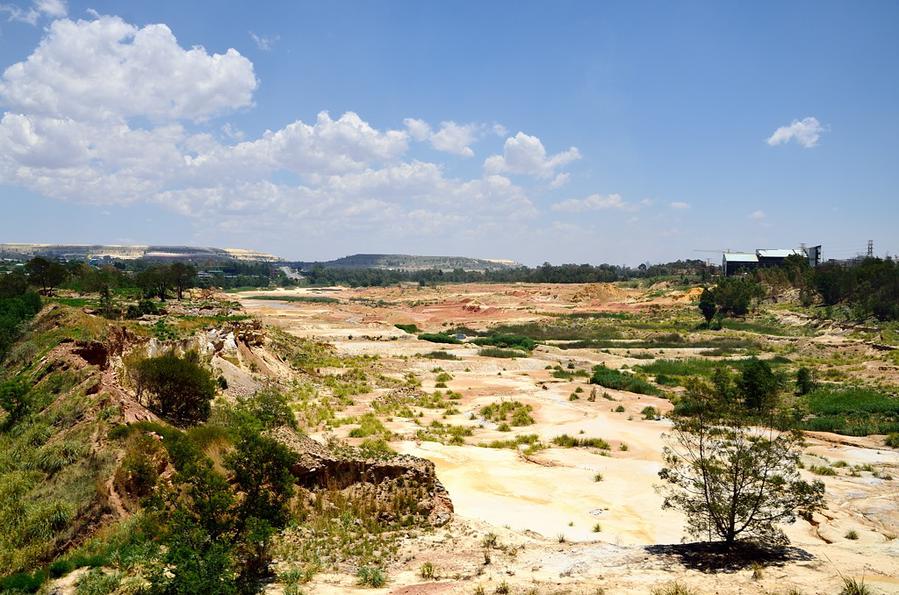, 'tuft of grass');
552,434,610,450
356,566,387,588
845,529,859,540
592,523,602,533
839,577,873,595
809,464,837,476
418,561,436,580
651,581,697,595
593,472,604,482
